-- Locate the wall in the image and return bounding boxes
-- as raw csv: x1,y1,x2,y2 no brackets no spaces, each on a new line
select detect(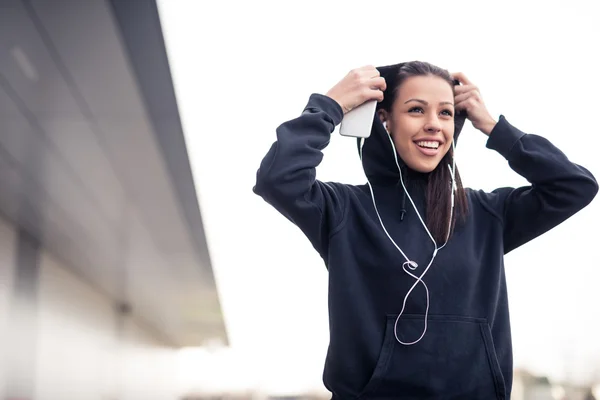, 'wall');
0,215,181,400
0,218,17,399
